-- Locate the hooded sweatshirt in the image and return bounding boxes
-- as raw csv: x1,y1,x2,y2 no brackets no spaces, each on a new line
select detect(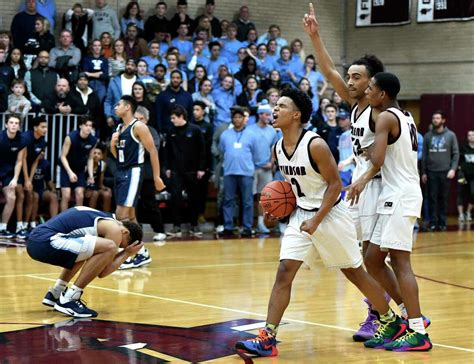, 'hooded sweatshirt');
92,4,120,40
